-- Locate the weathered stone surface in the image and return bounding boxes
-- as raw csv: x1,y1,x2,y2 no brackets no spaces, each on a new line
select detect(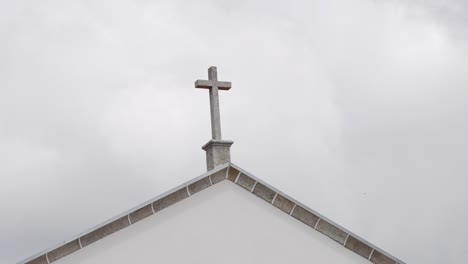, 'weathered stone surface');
47,239,80,262
80,216,130,247
370,250,395,264
195,66,231,142
25,255,48,264
227,166,240,182
195,80,231,90
188,176,211,195
316,219,348,244
345,235,373,259
203,140,233,171
129,204,153,224
153,188,189,212
236,173,256,191
210,168,228,184
273,194,295,214
291,205,320,228
252,183,276,202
